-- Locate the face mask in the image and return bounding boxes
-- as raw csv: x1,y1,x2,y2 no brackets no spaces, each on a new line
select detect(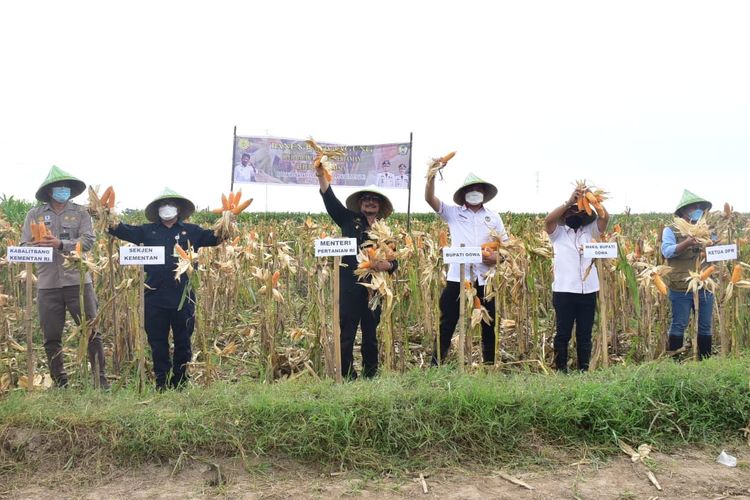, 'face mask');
689,208,703,223
158,205,178,220
465,191,484,205
565,215,583,230
51,186,71,203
